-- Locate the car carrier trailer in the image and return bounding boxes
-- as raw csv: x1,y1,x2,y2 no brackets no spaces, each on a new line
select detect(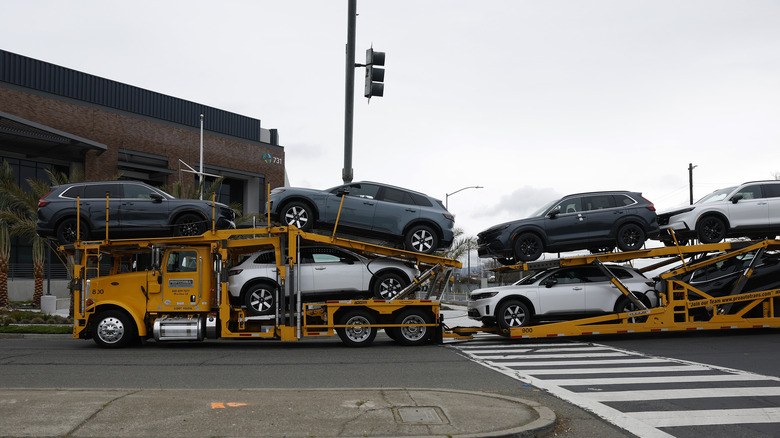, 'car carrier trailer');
443,239,780,341
64,226,461,348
